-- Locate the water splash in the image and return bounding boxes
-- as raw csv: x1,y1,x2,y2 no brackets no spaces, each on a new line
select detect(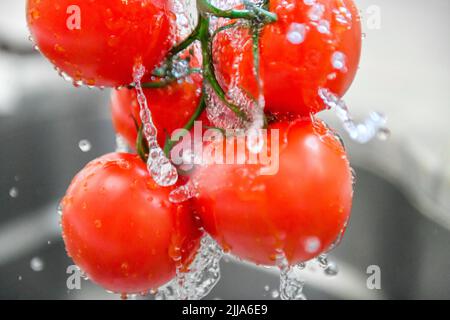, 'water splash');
156,235,223,300
319,88,390,144
169,180,199,204
316,253,339,277
275,251,307,300
133,65,178,187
